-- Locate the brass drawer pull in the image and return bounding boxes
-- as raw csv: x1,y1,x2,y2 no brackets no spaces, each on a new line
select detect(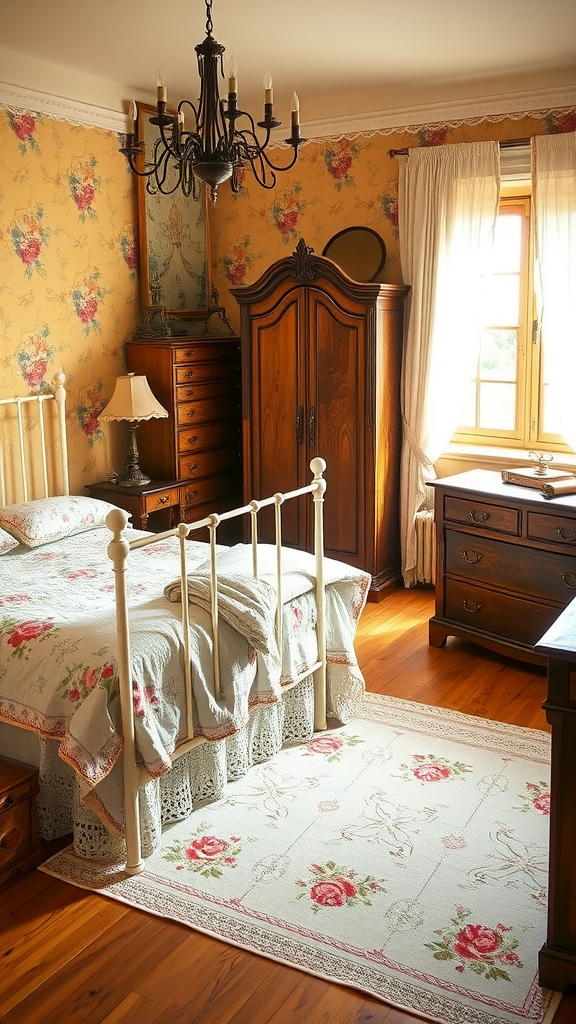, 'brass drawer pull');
0,827,21,849
186,463,198,473
185,490,199,502
158,495,170,504
186,435,198,445
0,795,15,811
183,350,195,359
183,370,195,379
468,510,490,524
557,526,576,543
463,550,482,564
462,599,482,613
562,572,576,590
186,410,196,419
